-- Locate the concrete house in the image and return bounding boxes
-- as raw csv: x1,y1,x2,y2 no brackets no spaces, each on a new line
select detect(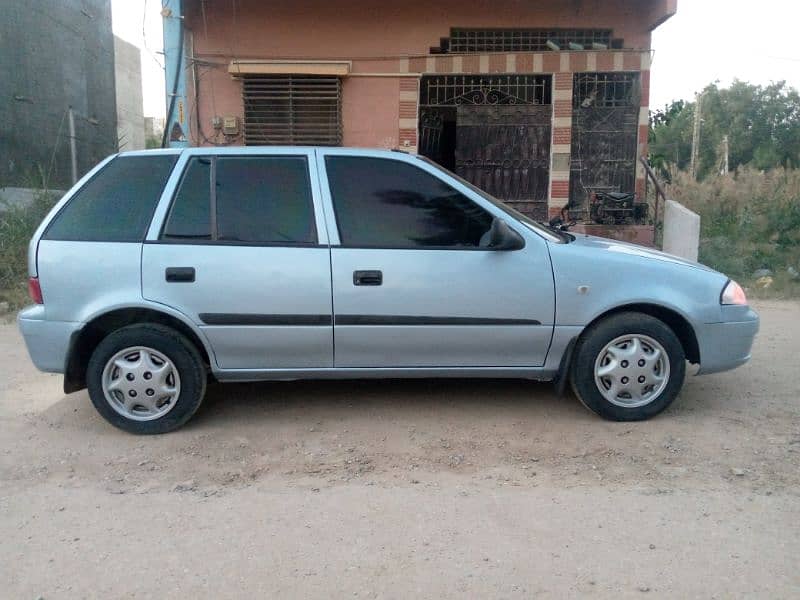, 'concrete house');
114,36,146,152
0,0,117,191
170,0,676,228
